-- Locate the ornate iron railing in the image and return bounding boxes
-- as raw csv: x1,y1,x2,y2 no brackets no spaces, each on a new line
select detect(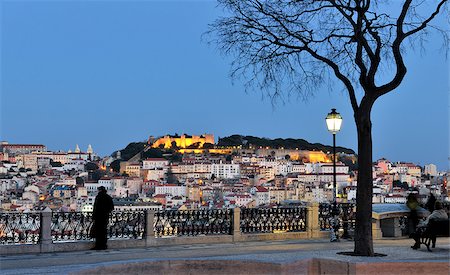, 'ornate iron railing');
319,203,333,230
398,215,410,236
340,203,356,236
240,207,307,233
319,203,356,236
109,211,145,239
154,209,233,237
0,212,41,245
52,212,93,242
52,211,146,242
